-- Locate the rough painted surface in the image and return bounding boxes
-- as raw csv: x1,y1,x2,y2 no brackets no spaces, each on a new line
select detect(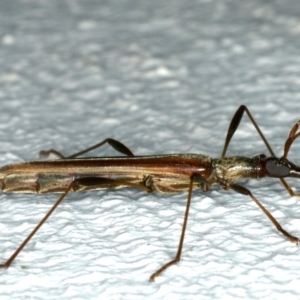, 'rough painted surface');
1,0,300,299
